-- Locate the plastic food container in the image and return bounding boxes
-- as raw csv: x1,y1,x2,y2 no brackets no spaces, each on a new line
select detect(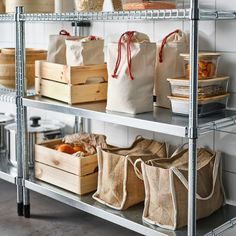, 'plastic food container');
180,52,221,79
168,94,229,117
122,0,176,10
167,76,229,98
